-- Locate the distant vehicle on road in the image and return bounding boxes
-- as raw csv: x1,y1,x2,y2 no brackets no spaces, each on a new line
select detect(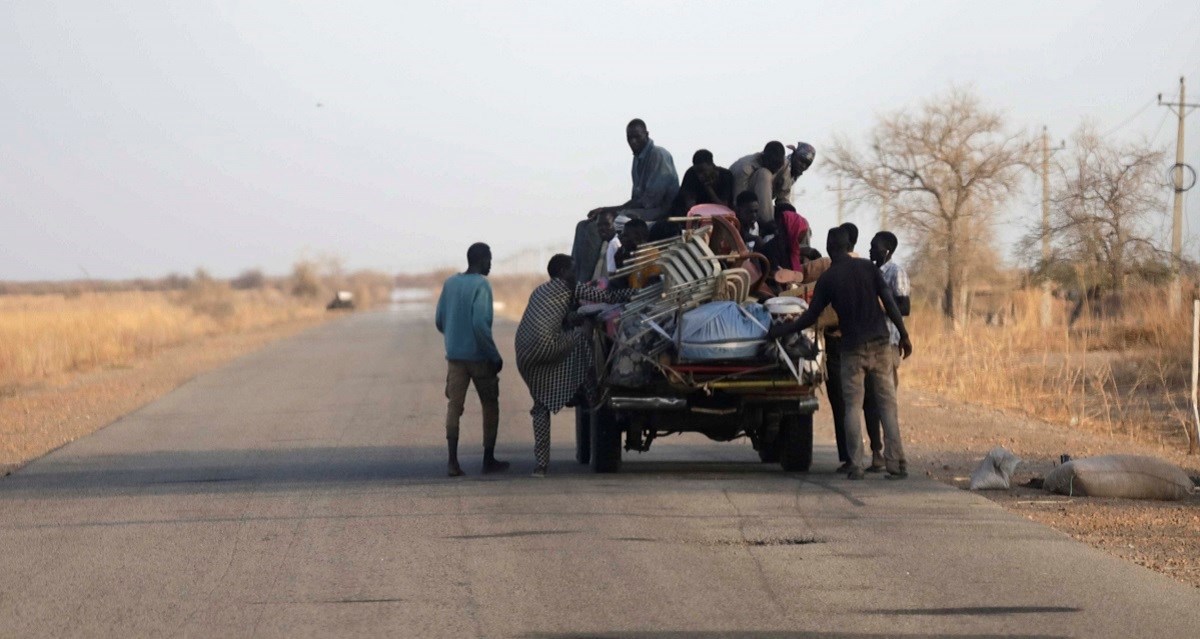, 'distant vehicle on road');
326,290,355,311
